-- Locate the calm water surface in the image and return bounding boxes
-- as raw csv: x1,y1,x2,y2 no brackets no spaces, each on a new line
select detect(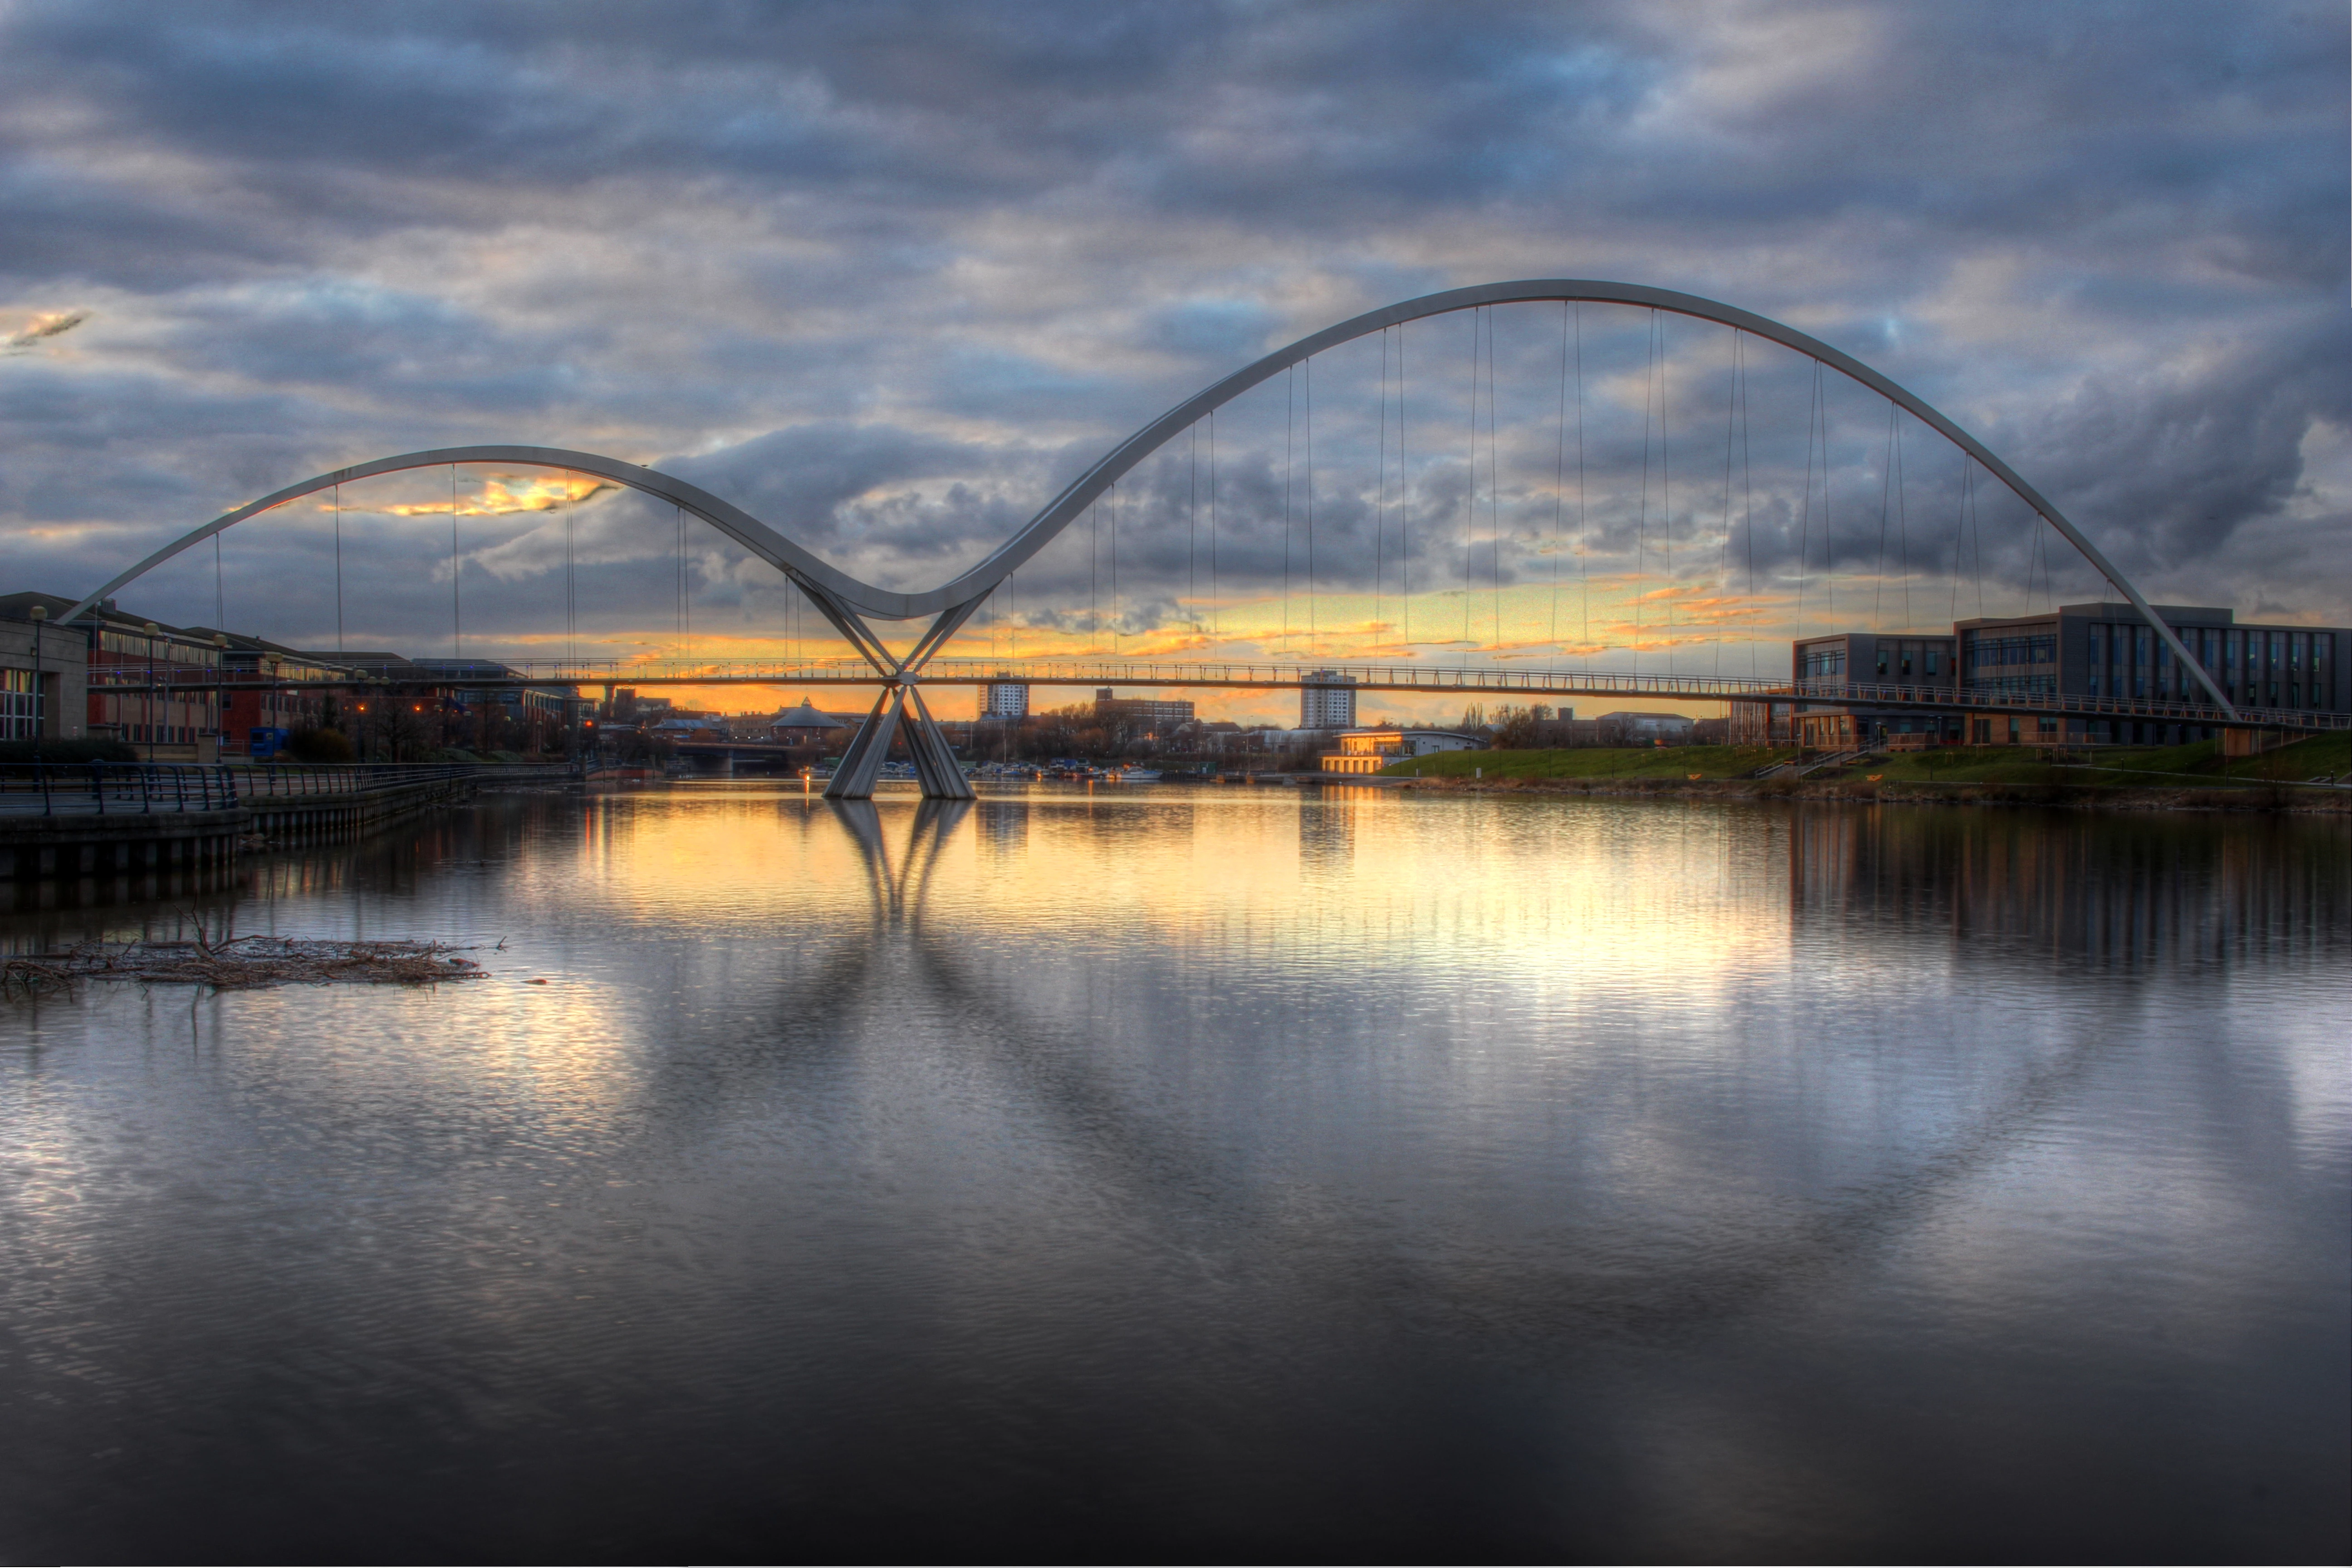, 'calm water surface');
2,786,2346,1561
